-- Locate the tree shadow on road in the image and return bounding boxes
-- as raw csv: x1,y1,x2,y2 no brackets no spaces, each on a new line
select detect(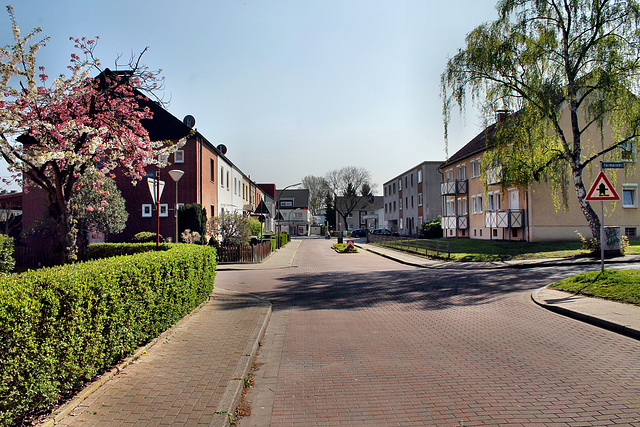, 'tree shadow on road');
247,267,573,311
